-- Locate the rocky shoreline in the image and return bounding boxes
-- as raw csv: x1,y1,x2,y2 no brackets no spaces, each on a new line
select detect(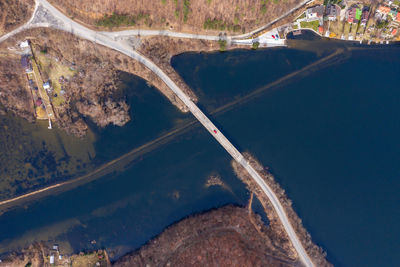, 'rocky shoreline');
232,153,332,267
